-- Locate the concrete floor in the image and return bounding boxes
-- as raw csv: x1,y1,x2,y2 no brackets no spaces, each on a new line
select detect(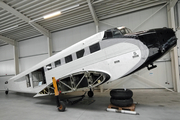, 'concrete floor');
0,89,180,120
